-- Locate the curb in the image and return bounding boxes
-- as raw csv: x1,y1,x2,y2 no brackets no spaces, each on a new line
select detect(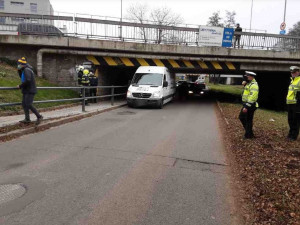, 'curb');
0,104,127,143
216,101,229,125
